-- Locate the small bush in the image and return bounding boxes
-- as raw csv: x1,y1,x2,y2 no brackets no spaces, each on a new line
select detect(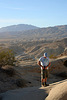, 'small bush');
16,79,26,87
5,68,15,76
49,54,57,59
0,49,15,67
2,65,15,76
